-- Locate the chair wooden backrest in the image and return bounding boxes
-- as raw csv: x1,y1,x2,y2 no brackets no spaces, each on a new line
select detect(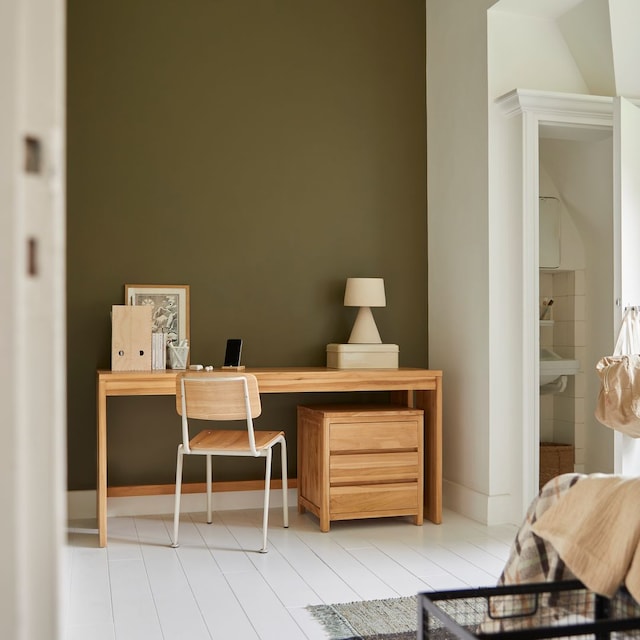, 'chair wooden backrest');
175,372,262,453
176,372,262,420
